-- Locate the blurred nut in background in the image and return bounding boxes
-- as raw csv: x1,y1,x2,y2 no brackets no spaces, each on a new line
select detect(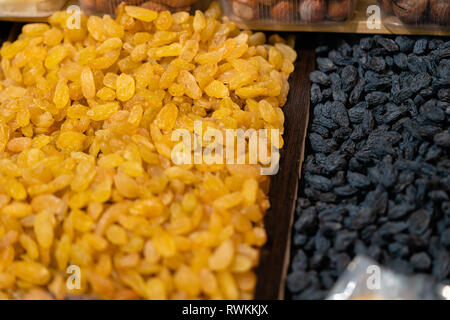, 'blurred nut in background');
141,1,191,11
258,0,279,6
429,0,450,25
232,0,259,20
379,0,394,14
141,1,173,11
94,0,119,13
159,0,198,7
271,1,295,21
81,0,97,10
328,0,353,21
392,0,428,24
300,0,327,23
